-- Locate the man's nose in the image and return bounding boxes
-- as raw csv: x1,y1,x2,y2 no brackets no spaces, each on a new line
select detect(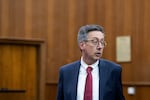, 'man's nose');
96,43,103,50
97,42,104,48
